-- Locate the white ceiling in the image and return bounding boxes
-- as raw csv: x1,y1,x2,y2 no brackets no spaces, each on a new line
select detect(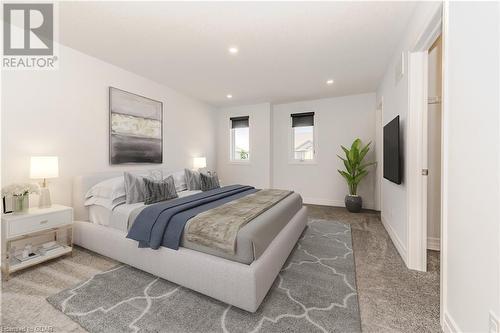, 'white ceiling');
59,1,416,107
